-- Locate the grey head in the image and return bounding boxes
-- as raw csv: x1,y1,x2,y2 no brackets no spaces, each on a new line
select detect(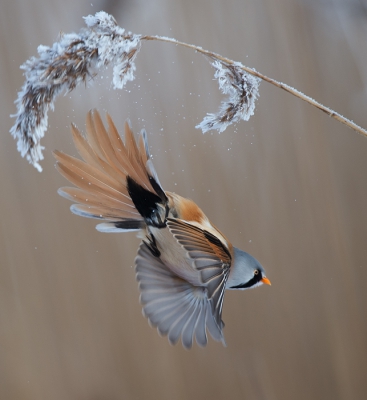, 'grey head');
226,247,271,290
